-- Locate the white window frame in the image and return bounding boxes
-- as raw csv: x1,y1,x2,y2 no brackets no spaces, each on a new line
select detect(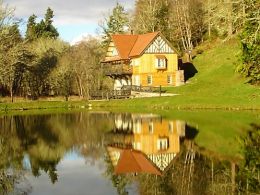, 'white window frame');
148,122,154,134
157,137,169,151
147,75,152,85
167,75,172,84
155,57,167,69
